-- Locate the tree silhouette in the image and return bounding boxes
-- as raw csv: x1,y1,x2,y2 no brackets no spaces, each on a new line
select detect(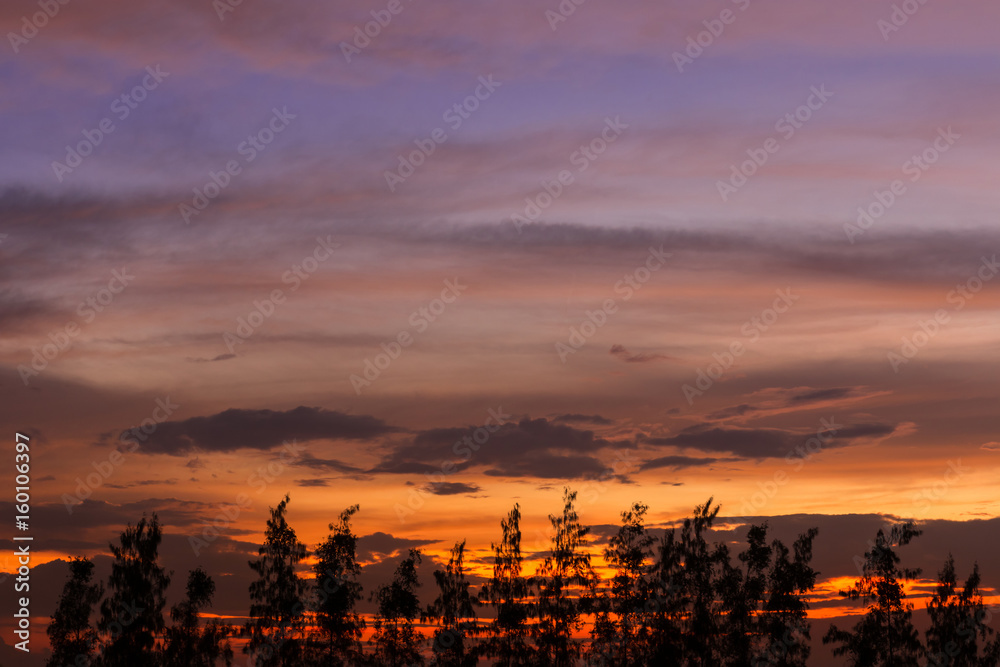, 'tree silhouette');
424,540,480,667
480,503,534,666
757,527,819,667
98,513,171,667
644,518,687,666
534,488,596,666
824,522,924,666
311,504,365,666
589,502,656,666
46,491,1000,667
162,568,233,667
46,557,103,667
925,556,1000,667
678,498,726,665
244,495,309,667
370,548,425,667
717,522,771,664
